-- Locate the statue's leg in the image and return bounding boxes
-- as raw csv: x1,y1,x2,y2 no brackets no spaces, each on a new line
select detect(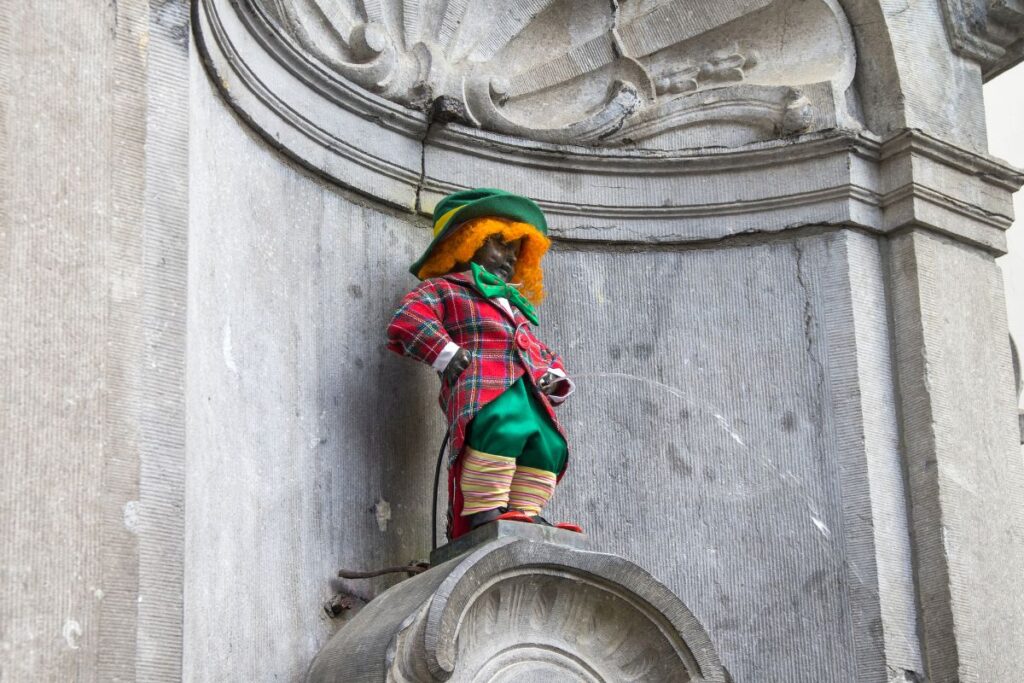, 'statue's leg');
459,378,536,527
510,389,581,531
459,448,516,521
508,397,567,516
